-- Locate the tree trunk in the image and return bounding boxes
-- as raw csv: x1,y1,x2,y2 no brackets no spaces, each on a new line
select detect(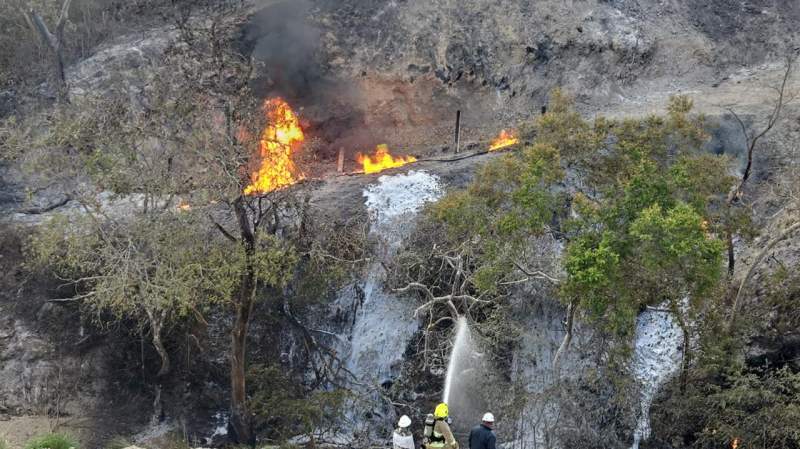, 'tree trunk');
230,196,256,445
726,230,735,276
230,276,256,444
552,300,576,378
152,323,170,378
150,384,163,426
25,0,72,102
146,308,171,377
